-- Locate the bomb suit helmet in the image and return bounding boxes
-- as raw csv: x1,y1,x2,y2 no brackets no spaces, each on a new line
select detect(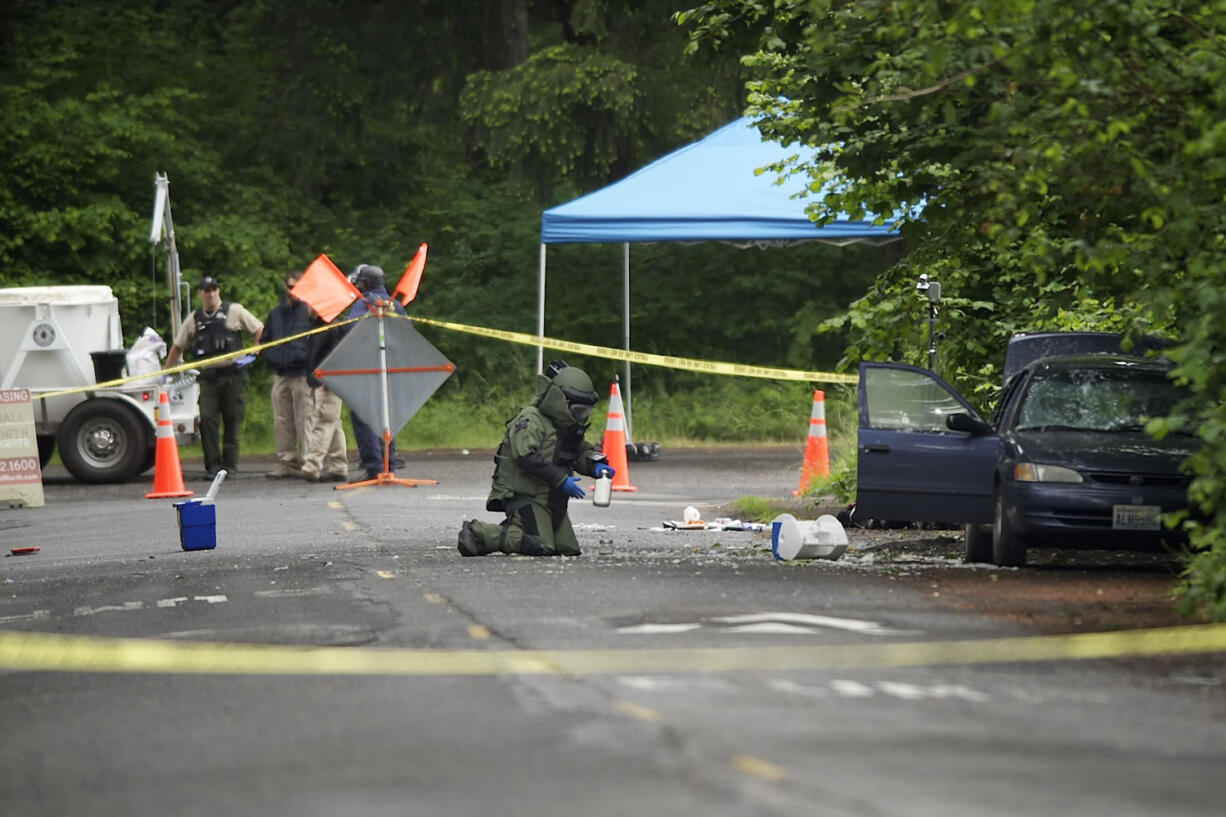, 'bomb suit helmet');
552,366,599,424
